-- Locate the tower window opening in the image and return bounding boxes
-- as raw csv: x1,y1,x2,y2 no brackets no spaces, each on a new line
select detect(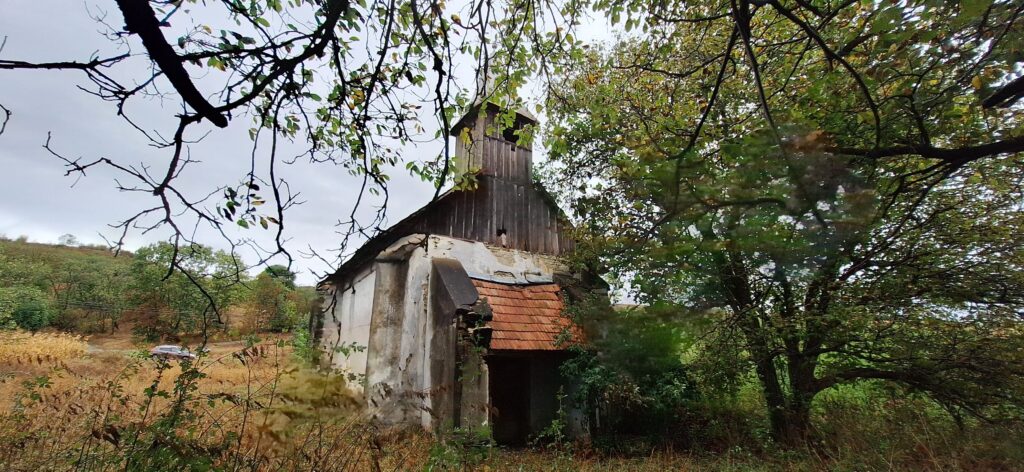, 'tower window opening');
502,124,519,149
